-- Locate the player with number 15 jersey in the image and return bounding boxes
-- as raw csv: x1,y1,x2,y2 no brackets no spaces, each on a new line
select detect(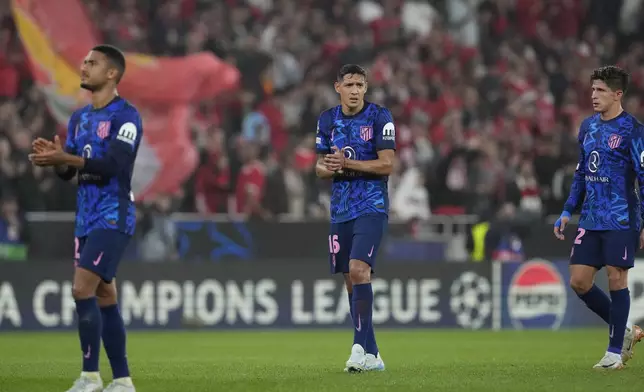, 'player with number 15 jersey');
315,64,396,373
